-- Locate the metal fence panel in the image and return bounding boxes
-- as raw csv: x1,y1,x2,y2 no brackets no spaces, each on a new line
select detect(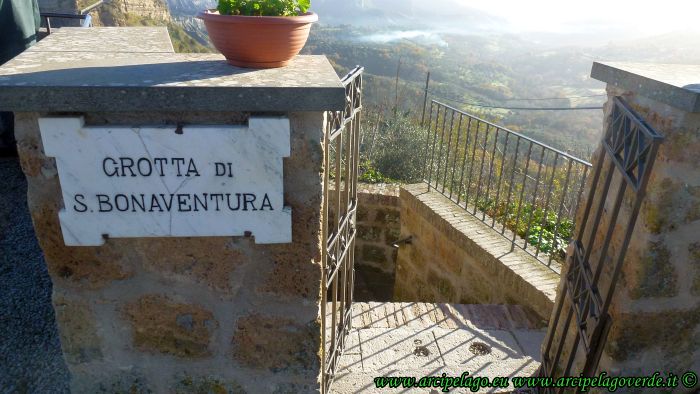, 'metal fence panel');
422,100,592,271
